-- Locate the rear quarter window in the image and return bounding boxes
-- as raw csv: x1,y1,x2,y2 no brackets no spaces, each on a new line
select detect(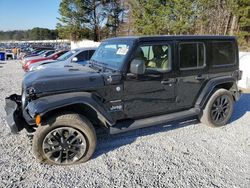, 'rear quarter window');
211,41,236,67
